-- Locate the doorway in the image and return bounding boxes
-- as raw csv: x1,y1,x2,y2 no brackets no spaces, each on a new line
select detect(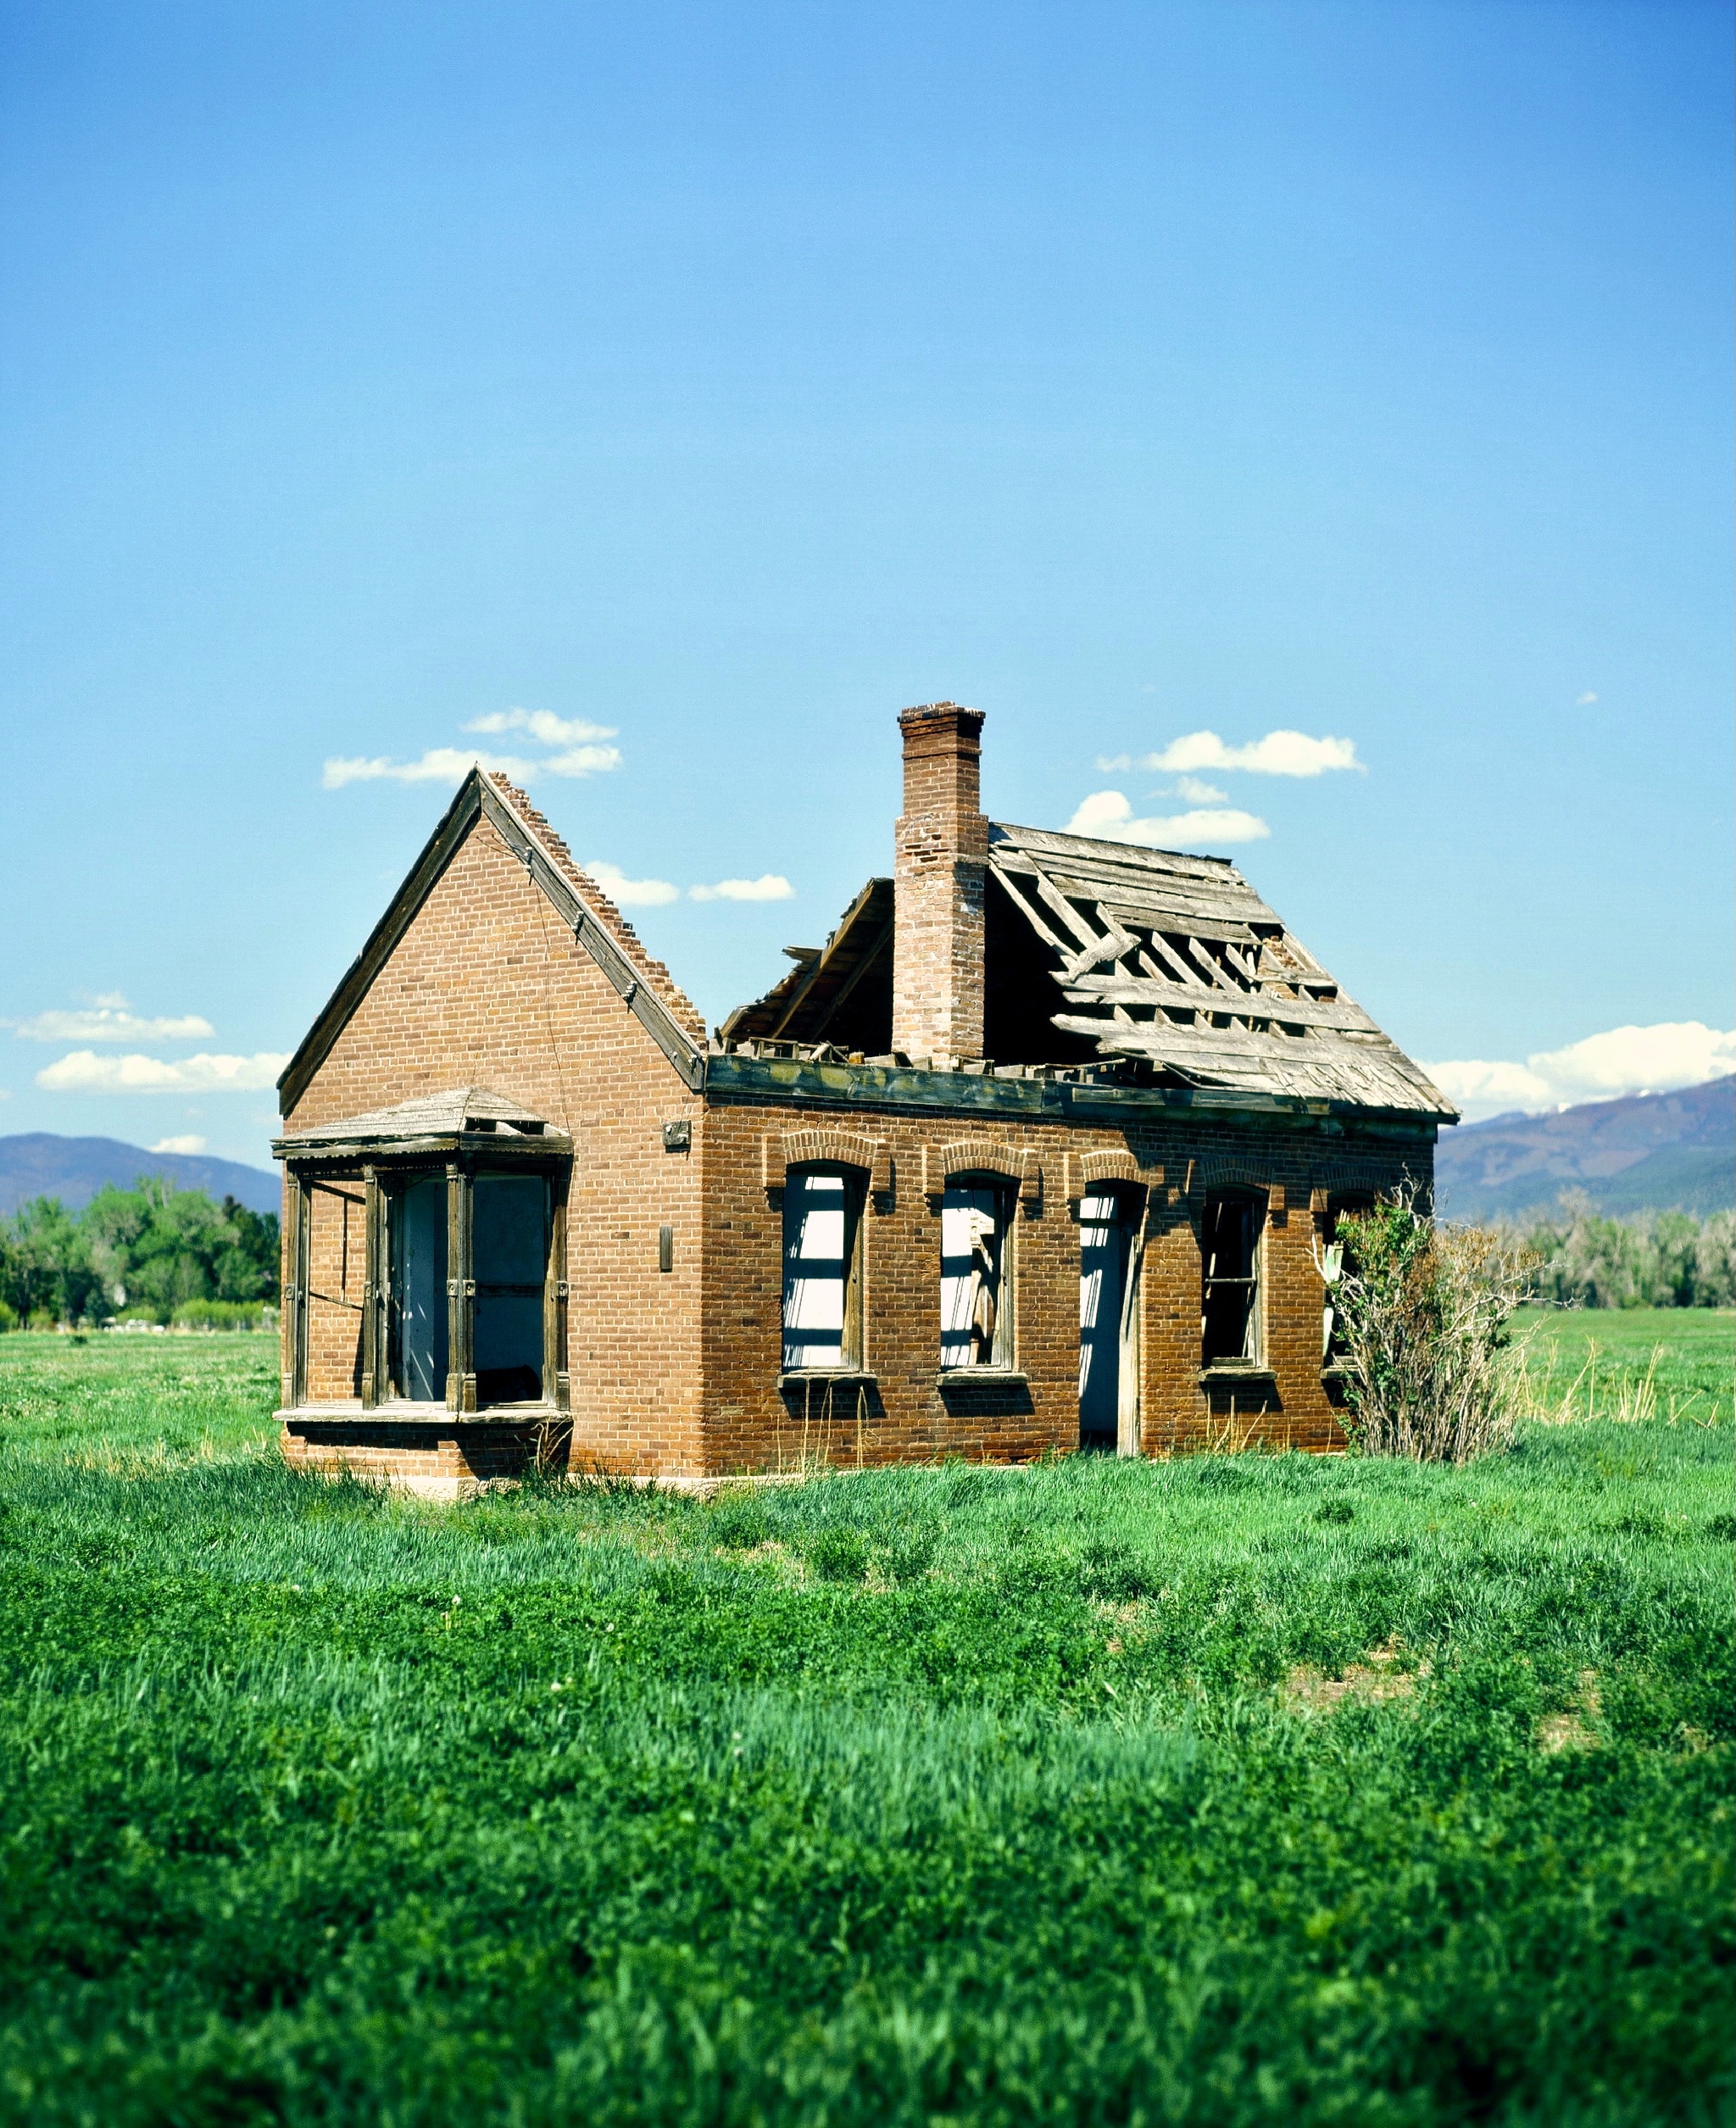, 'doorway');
1078,1187,1142,1453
